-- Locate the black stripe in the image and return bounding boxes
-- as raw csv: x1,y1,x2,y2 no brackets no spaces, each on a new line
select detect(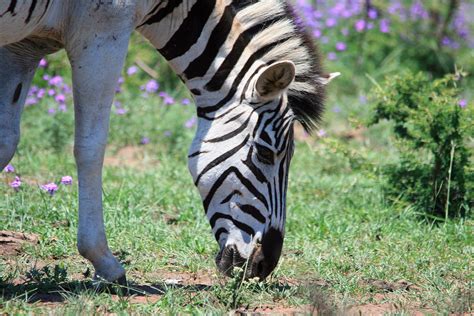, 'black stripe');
25,0,37,23
0,0,17,17
195,135,249,185
203,166,269,211
214,227,228,242
159,0,216,60
205,15,285,92
237,204,266,223
12,83,22,104
184,4,234,79
220,190,242,204
224,111,245,124
188,150,208,158
139,0,183,27
204,114,252,143
242,146,269,184
198,36,290,118
38,0,50,21
209,213,255,237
